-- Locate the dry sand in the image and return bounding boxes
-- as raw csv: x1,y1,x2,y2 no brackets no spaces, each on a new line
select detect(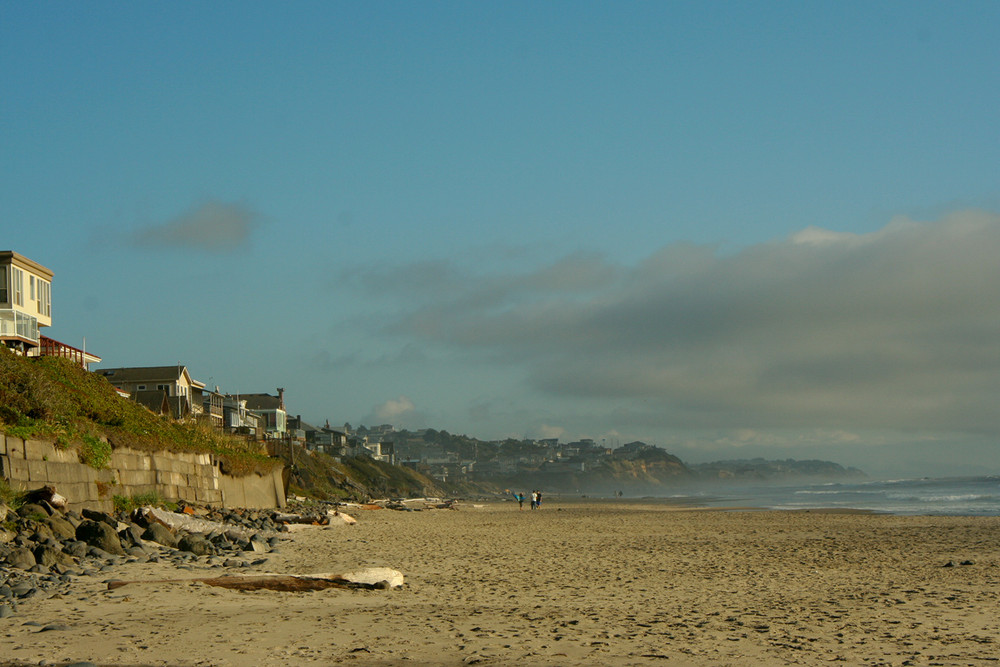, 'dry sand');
3,499,1000,666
